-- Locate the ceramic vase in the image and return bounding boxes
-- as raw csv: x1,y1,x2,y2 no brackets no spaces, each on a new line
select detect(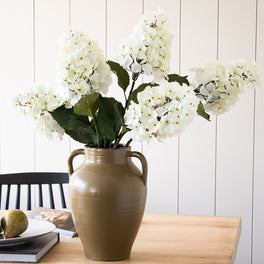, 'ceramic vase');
67,146,147,261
